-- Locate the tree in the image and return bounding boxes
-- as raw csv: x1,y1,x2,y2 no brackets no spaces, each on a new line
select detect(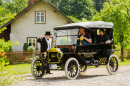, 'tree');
0,6,16,33
92,0,109,12
92,0,130,61
1,0,28,14
68,15,88,22
47,0,96,20
0,0,27,29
